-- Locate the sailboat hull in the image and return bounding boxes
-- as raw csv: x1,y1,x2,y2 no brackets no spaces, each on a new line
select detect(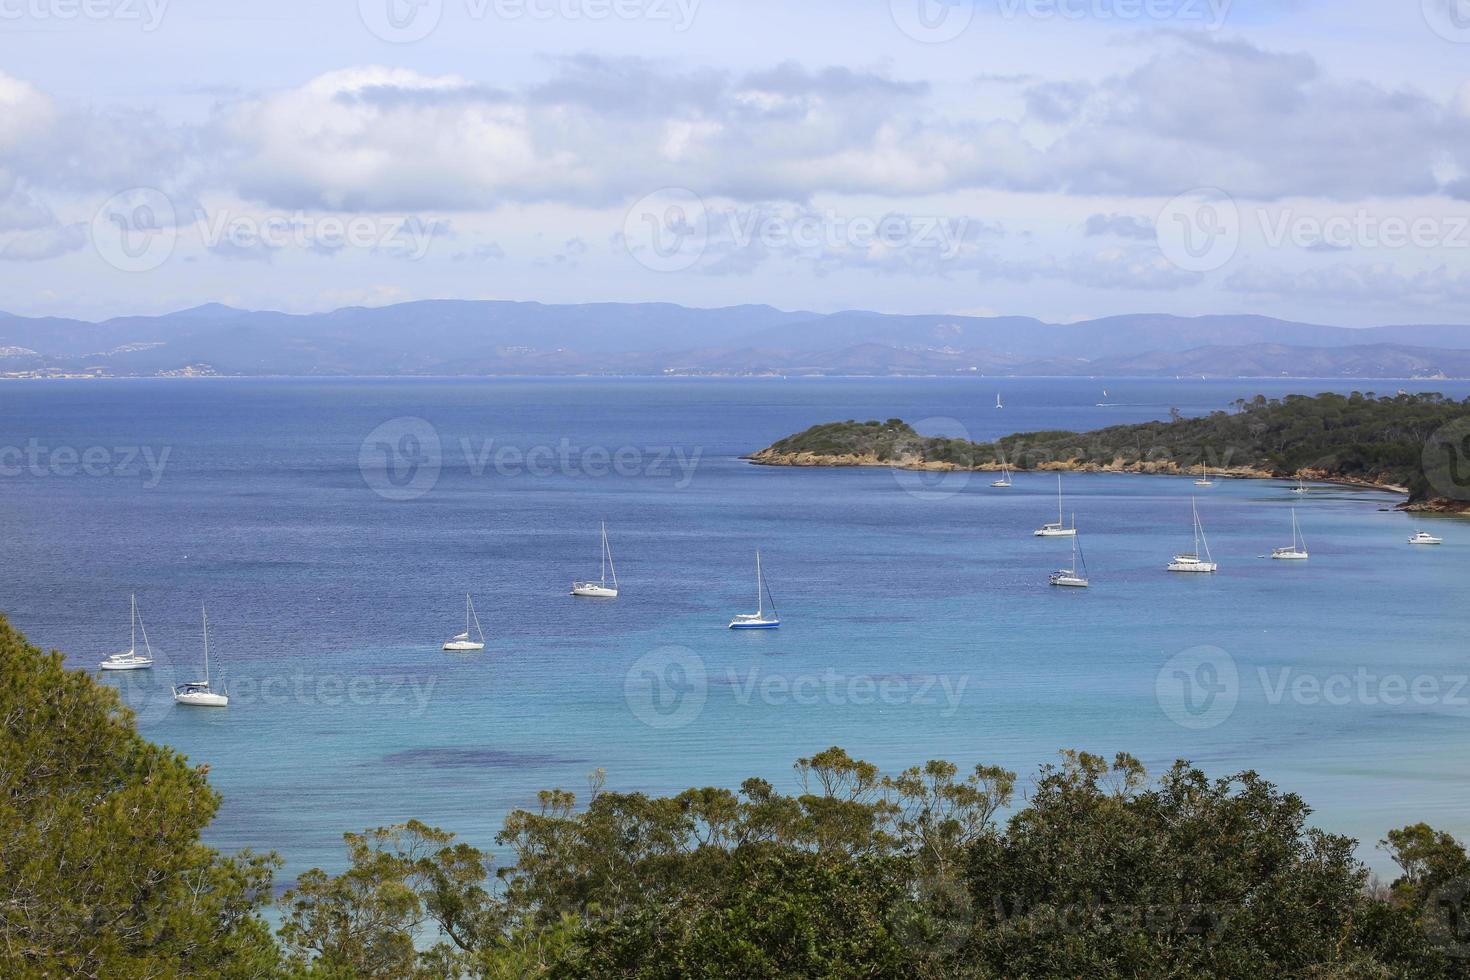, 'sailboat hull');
1167,558,1217,573
443,640,485,651
729,618,780,629
173,688,228,707
100,657,153,671
1034,527,1077,537
1050,574,1089,588
571,583,618,598
1272,550,1309,560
